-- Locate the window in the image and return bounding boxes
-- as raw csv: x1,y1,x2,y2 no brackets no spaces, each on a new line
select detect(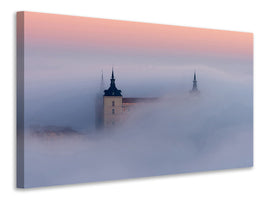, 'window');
112,109,115,114
112,101,115,106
